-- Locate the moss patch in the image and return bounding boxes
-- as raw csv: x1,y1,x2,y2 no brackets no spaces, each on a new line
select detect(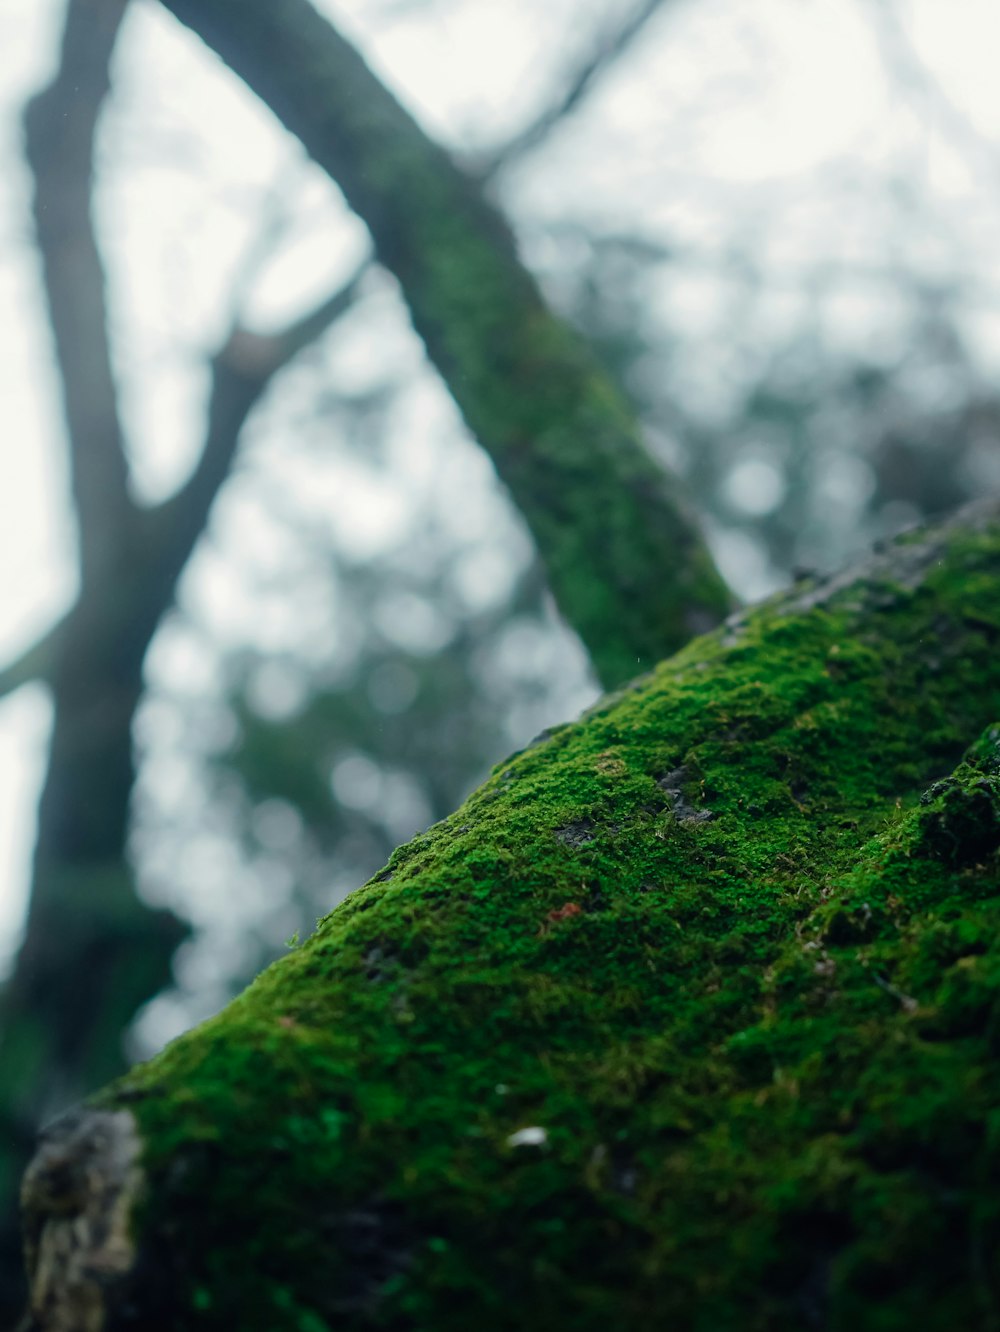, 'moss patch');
94,510,1000,1330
